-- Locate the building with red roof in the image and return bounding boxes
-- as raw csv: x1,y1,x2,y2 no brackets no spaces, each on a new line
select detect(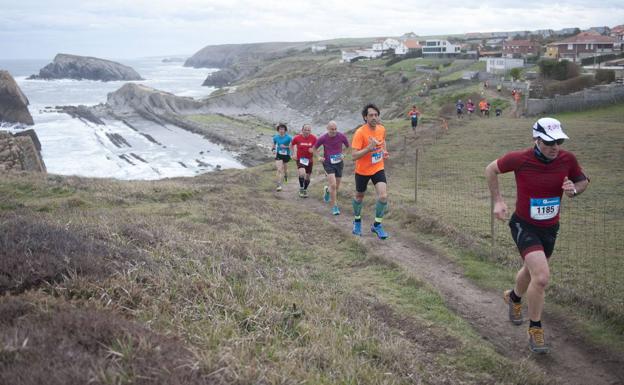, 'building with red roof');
502,40,540,58
545,31,617,62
